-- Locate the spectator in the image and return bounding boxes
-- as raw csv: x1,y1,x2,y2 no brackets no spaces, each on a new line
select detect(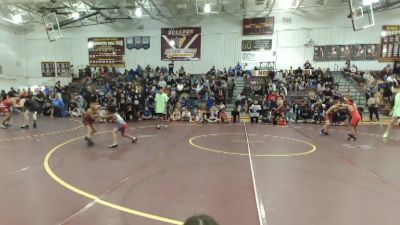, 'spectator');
367,93,380,122
249,100,261,123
